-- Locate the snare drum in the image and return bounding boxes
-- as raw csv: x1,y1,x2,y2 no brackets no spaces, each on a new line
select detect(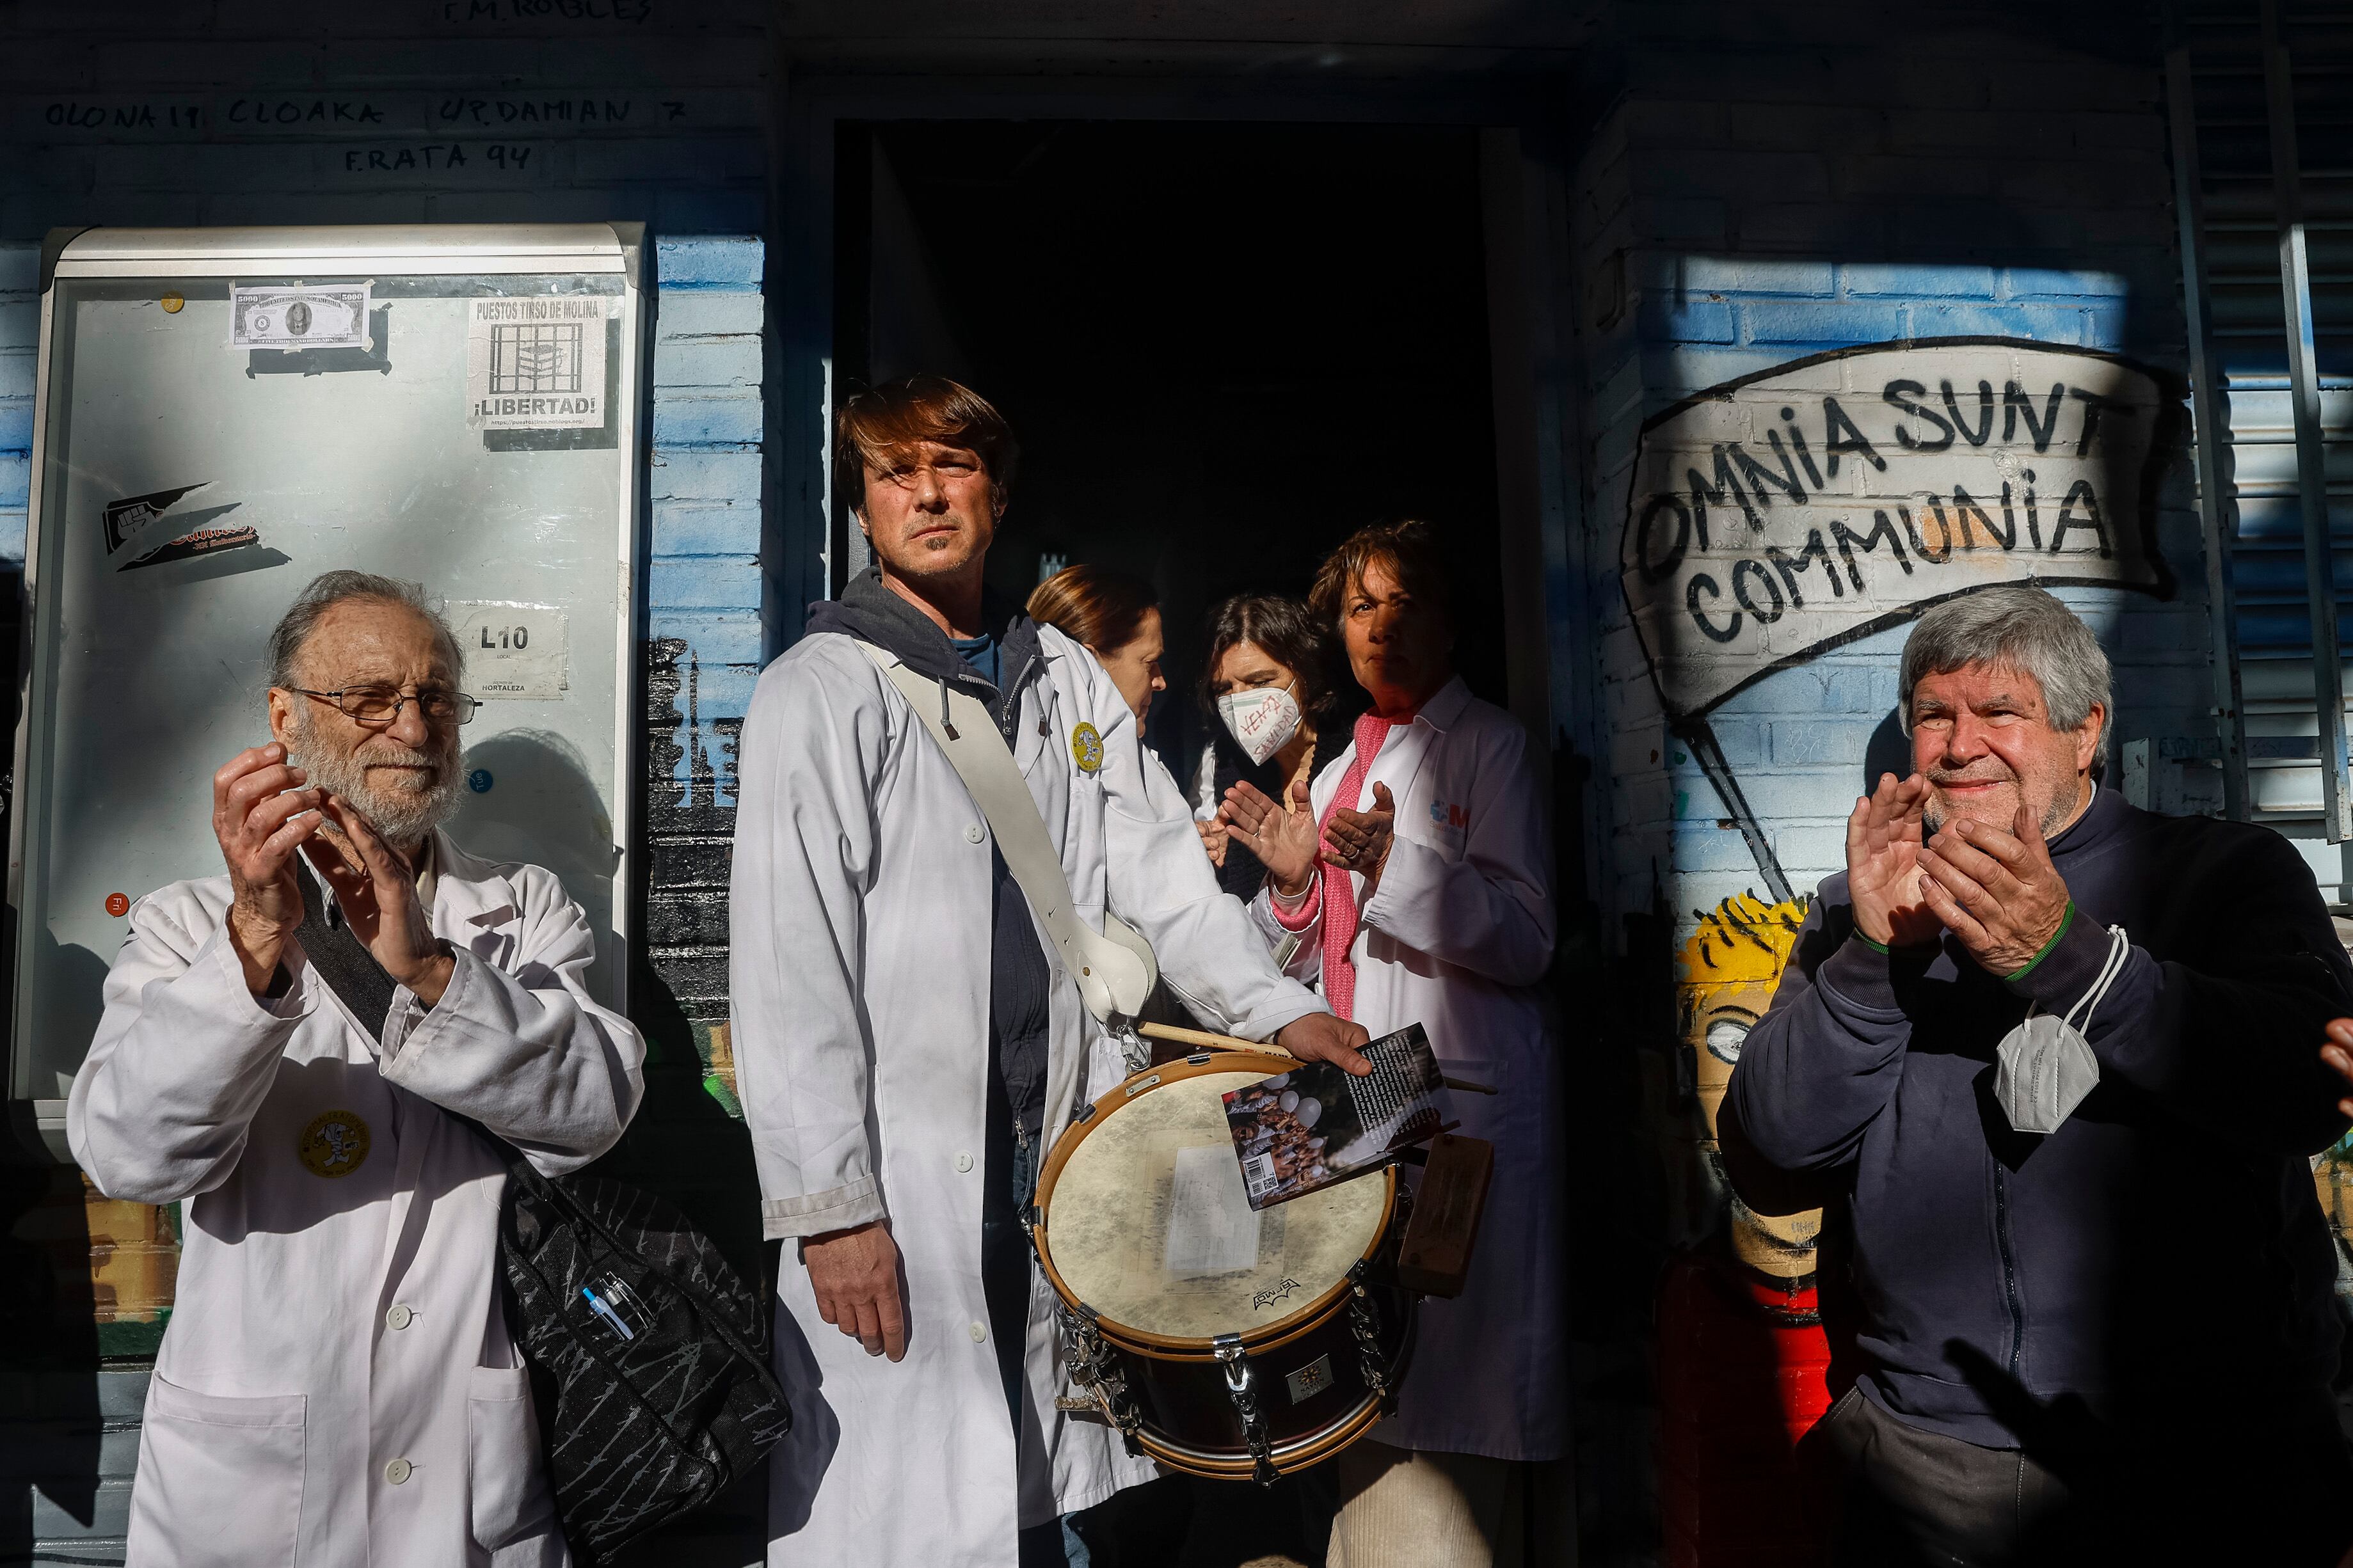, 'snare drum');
1032,1052,1414,1482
